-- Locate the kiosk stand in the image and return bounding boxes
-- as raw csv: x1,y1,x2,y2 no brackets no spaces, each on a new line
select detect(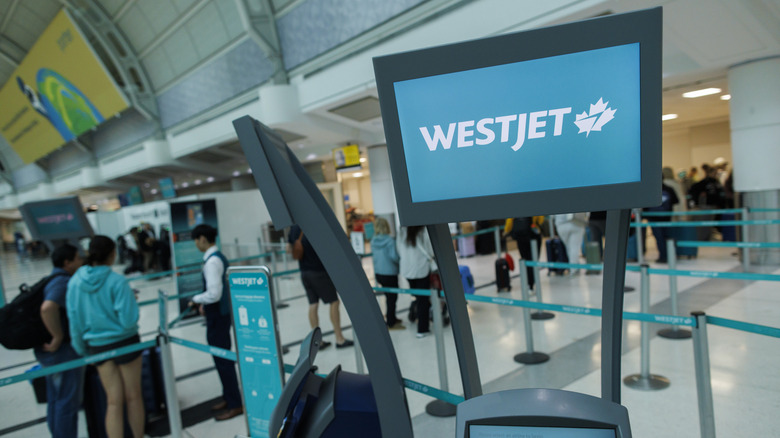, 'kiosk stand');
373,6,662,436
234,117,413,437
